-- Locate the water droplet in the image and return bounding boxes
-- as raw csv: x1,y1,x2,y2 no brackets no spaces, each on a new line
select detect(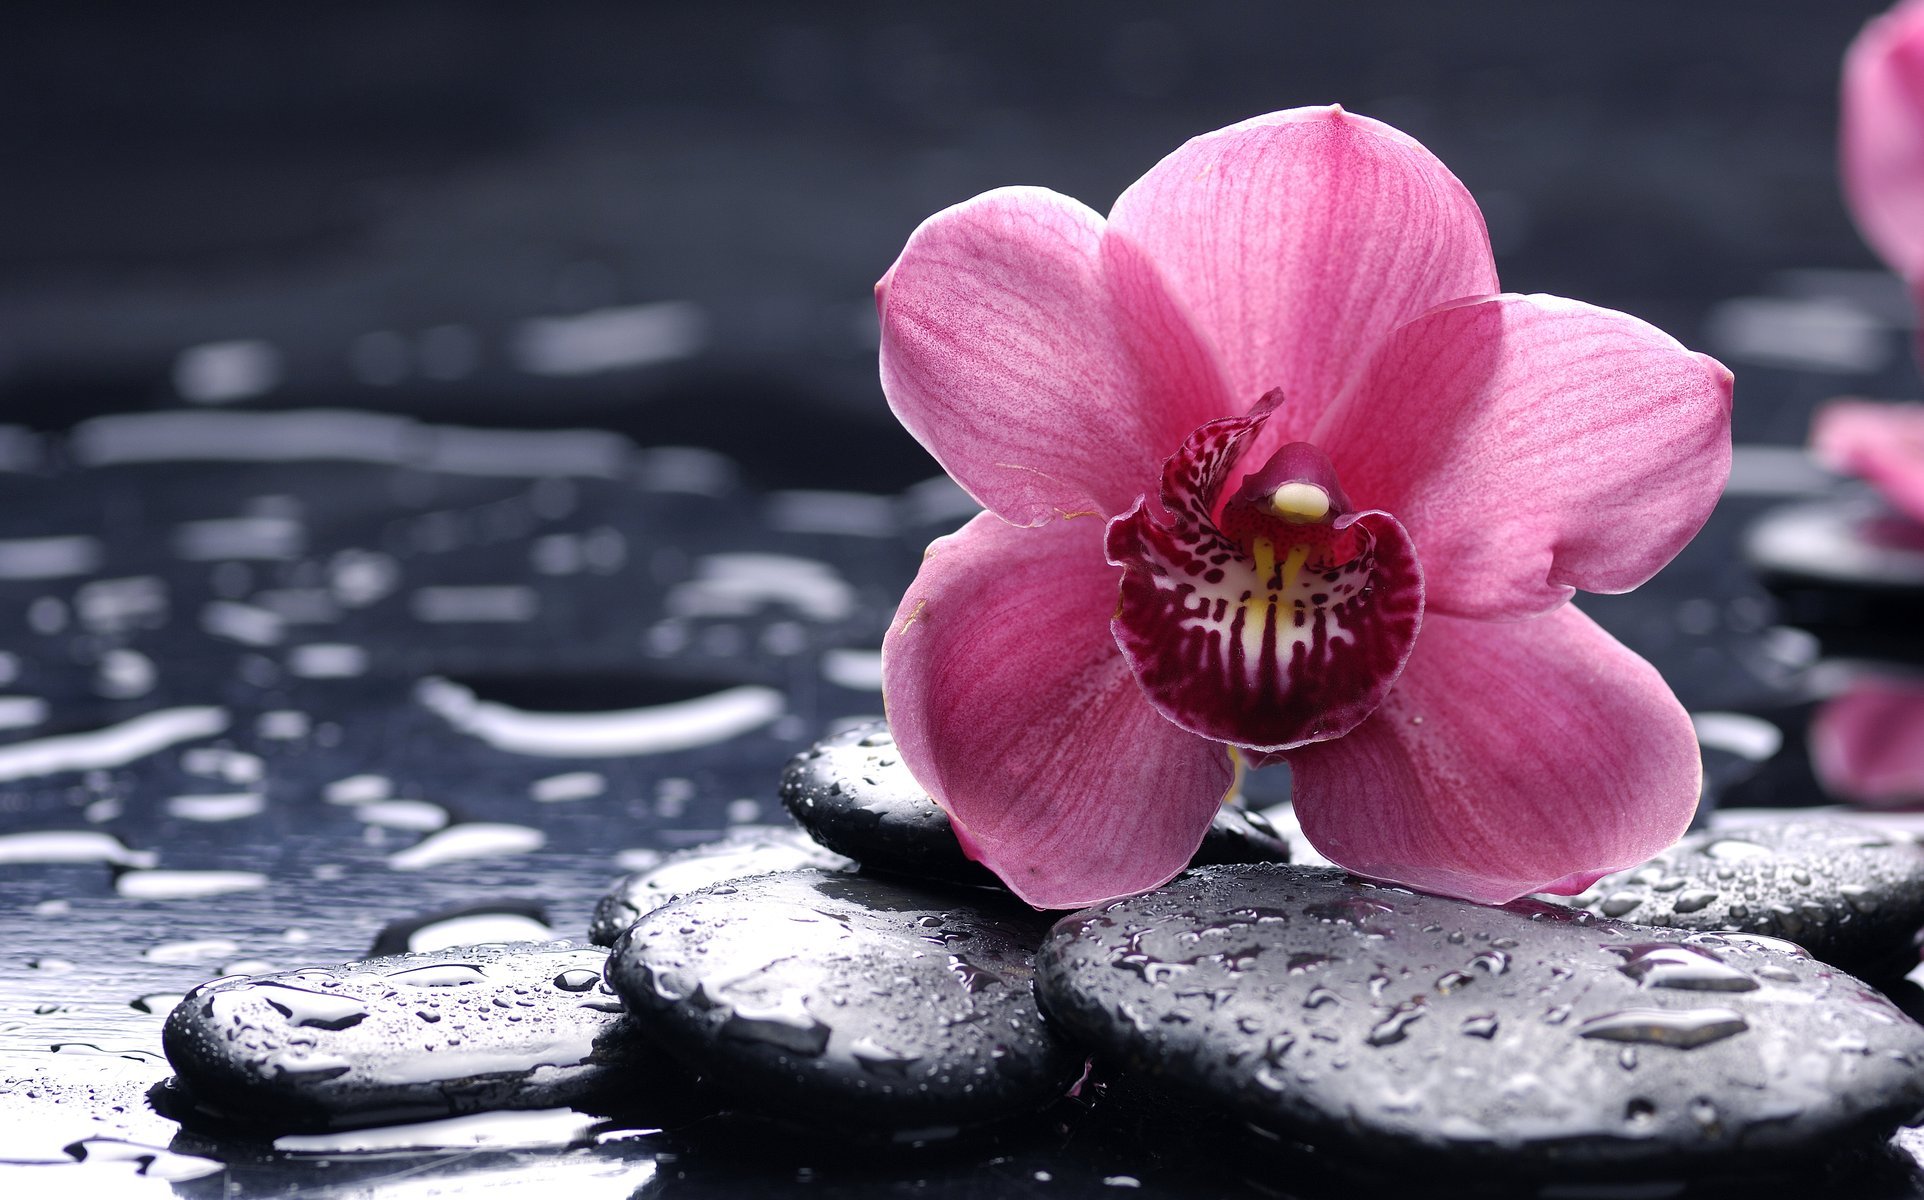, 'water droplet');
1303,986,1340,1009
255,983,370,1030
1703,839,1773,862
1840,885,1879,914
1434,971,1472,994
1577,1008,1749,1049
1613,944,1758,992
1467,948,1510,976
948,957,1004,994
552,969,600,992
1459,1013,1499,1039
1671,889,1719,914
1599,892,1644,917
1366,1001,1426,1047
389,963,489,987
